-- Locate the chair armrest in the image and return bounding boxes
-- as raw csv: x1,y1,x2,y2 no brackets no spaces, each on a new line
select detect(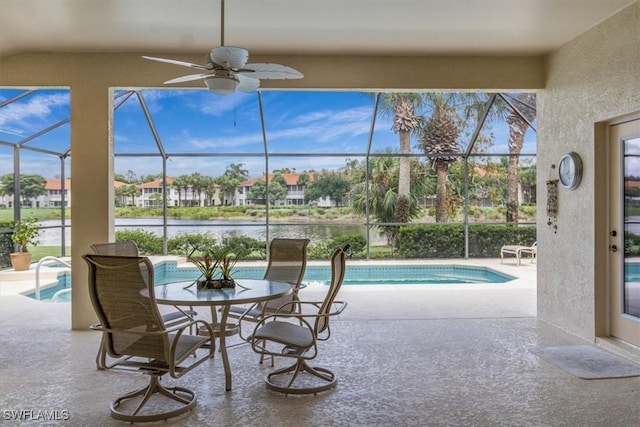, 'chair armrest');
169,319,215,370
258,300,348,324
90,318,207,336
276,300,347,317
